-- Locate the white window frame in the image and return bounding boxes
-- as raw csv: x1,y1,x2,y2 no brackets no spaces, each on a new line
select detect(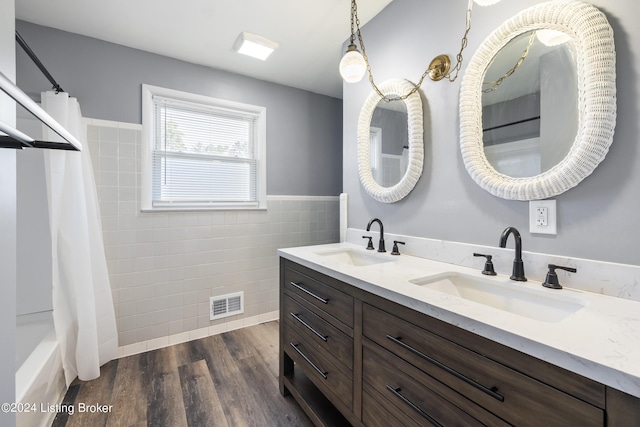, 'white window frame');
141,84,267,211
